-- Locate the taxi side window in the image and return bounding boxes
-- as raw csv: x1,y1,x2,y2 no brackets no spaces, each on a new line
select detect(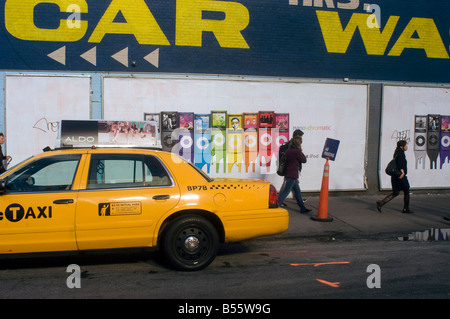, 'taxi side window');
87,154,172,189
4,155,81,193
